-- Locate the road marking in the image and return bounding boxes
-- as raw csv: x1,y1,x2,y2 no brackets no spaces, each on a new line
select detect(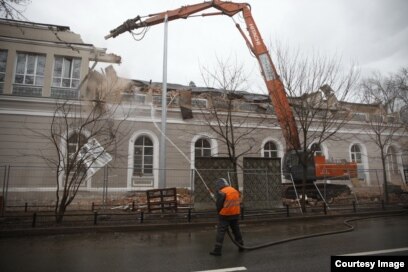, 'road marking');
340,247,408,256
193,267,247,272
